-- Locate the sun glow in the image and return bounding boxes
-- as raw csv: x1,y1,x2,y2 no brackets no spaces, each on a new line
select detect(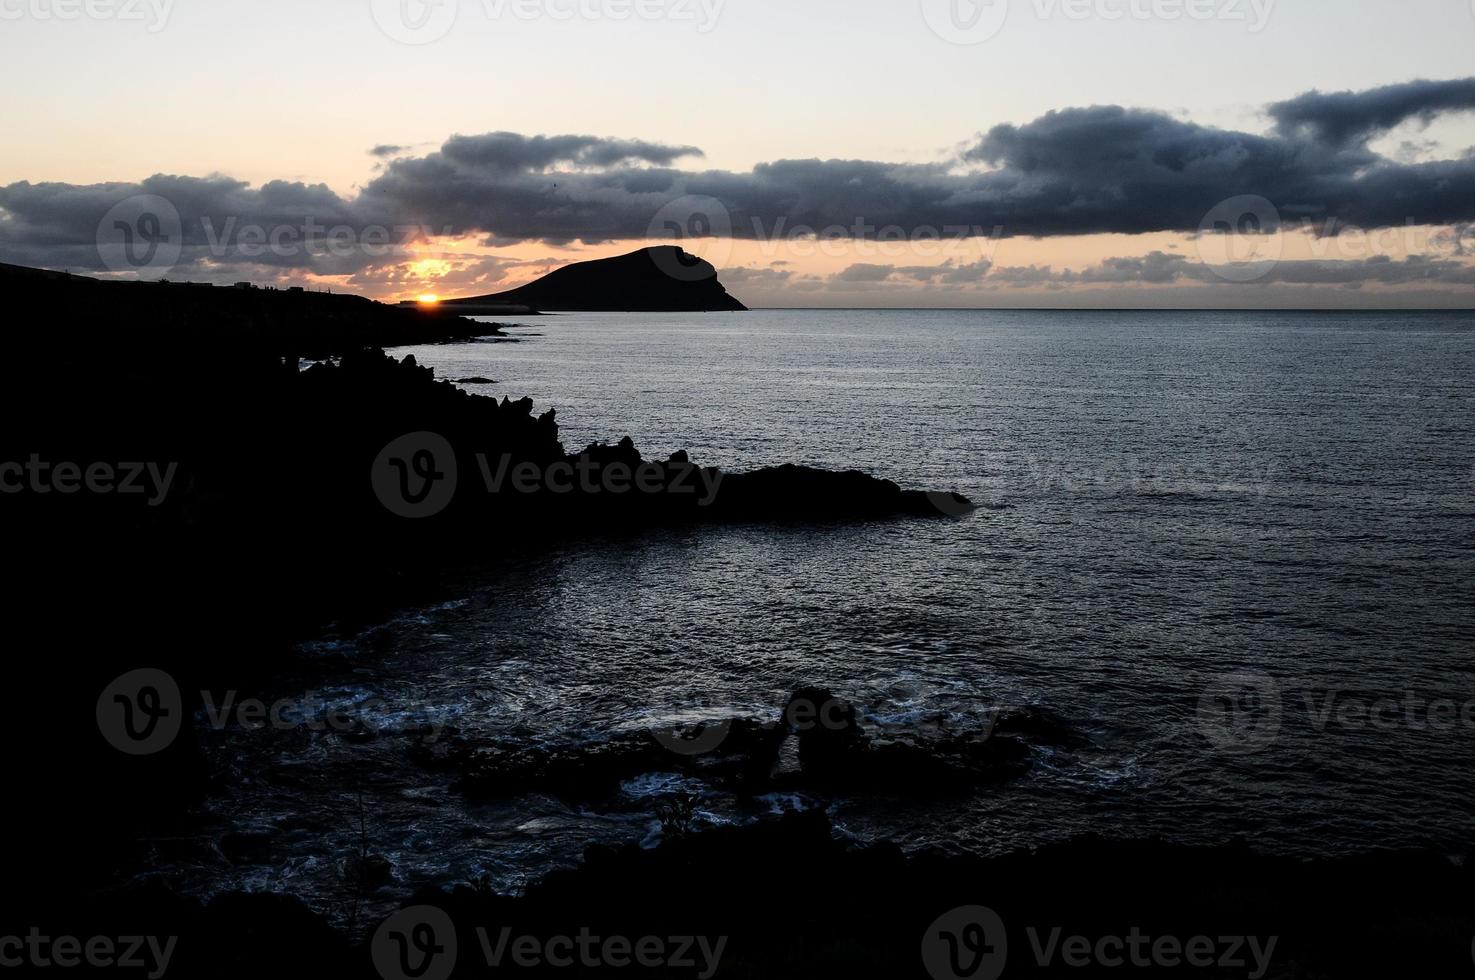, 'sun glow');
416,293,440,305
